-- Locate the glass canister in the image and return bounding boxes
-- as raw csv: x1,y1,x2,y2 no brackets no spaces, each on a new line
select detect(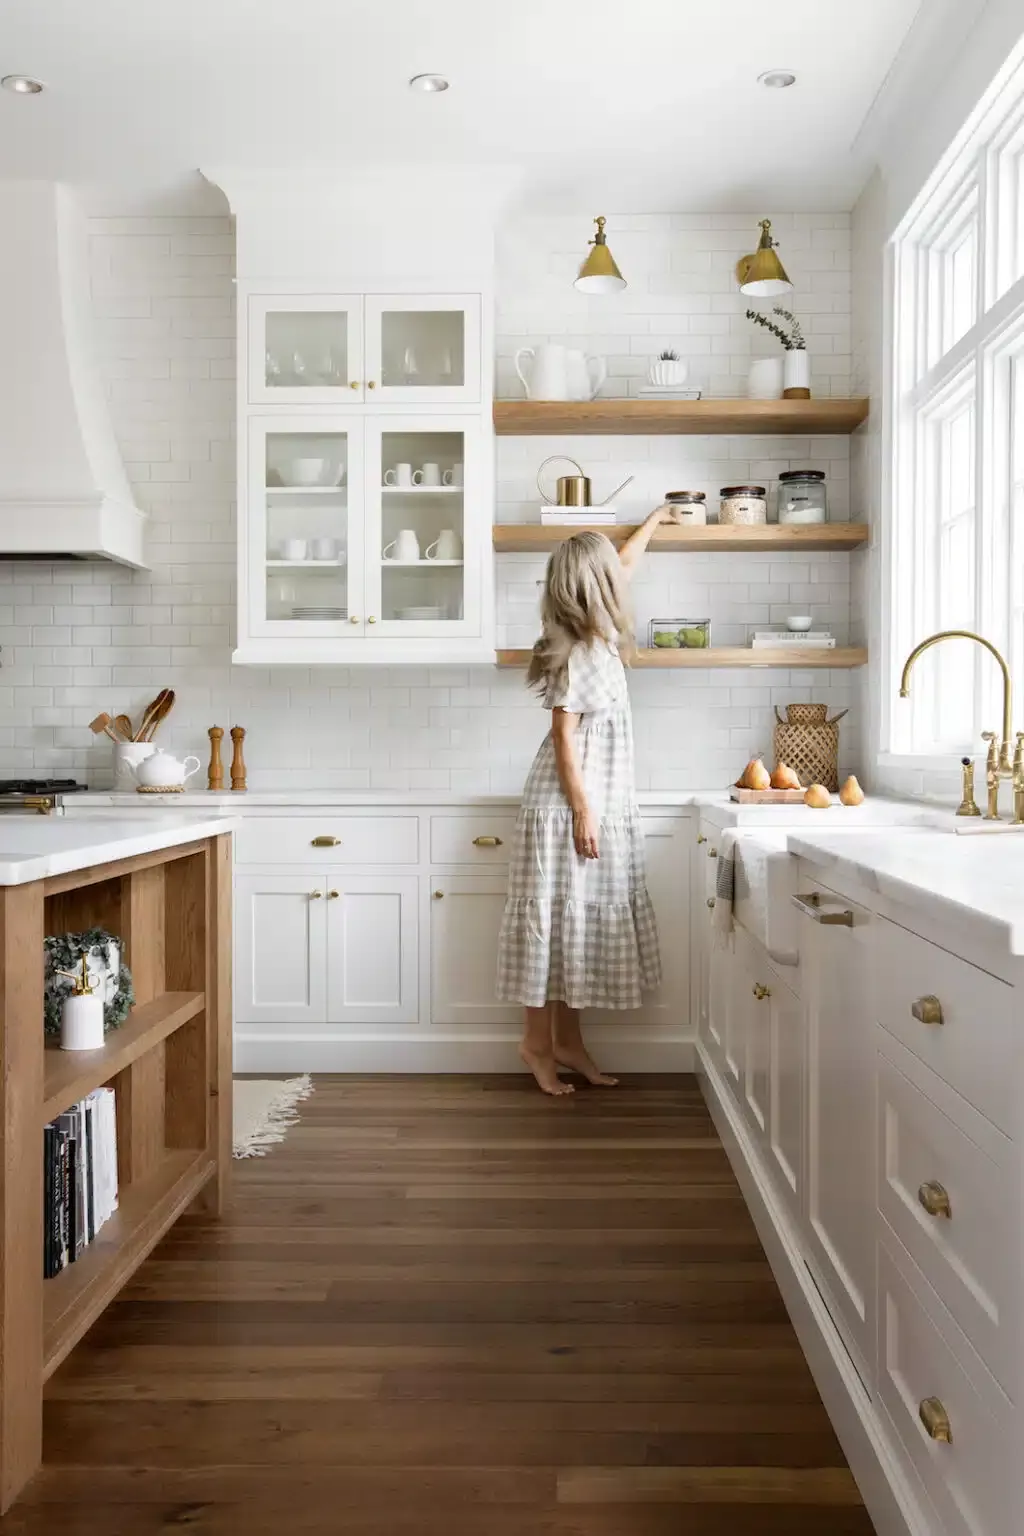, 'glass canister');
778,470,827,525
664,490,707,526
719,485,767,526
